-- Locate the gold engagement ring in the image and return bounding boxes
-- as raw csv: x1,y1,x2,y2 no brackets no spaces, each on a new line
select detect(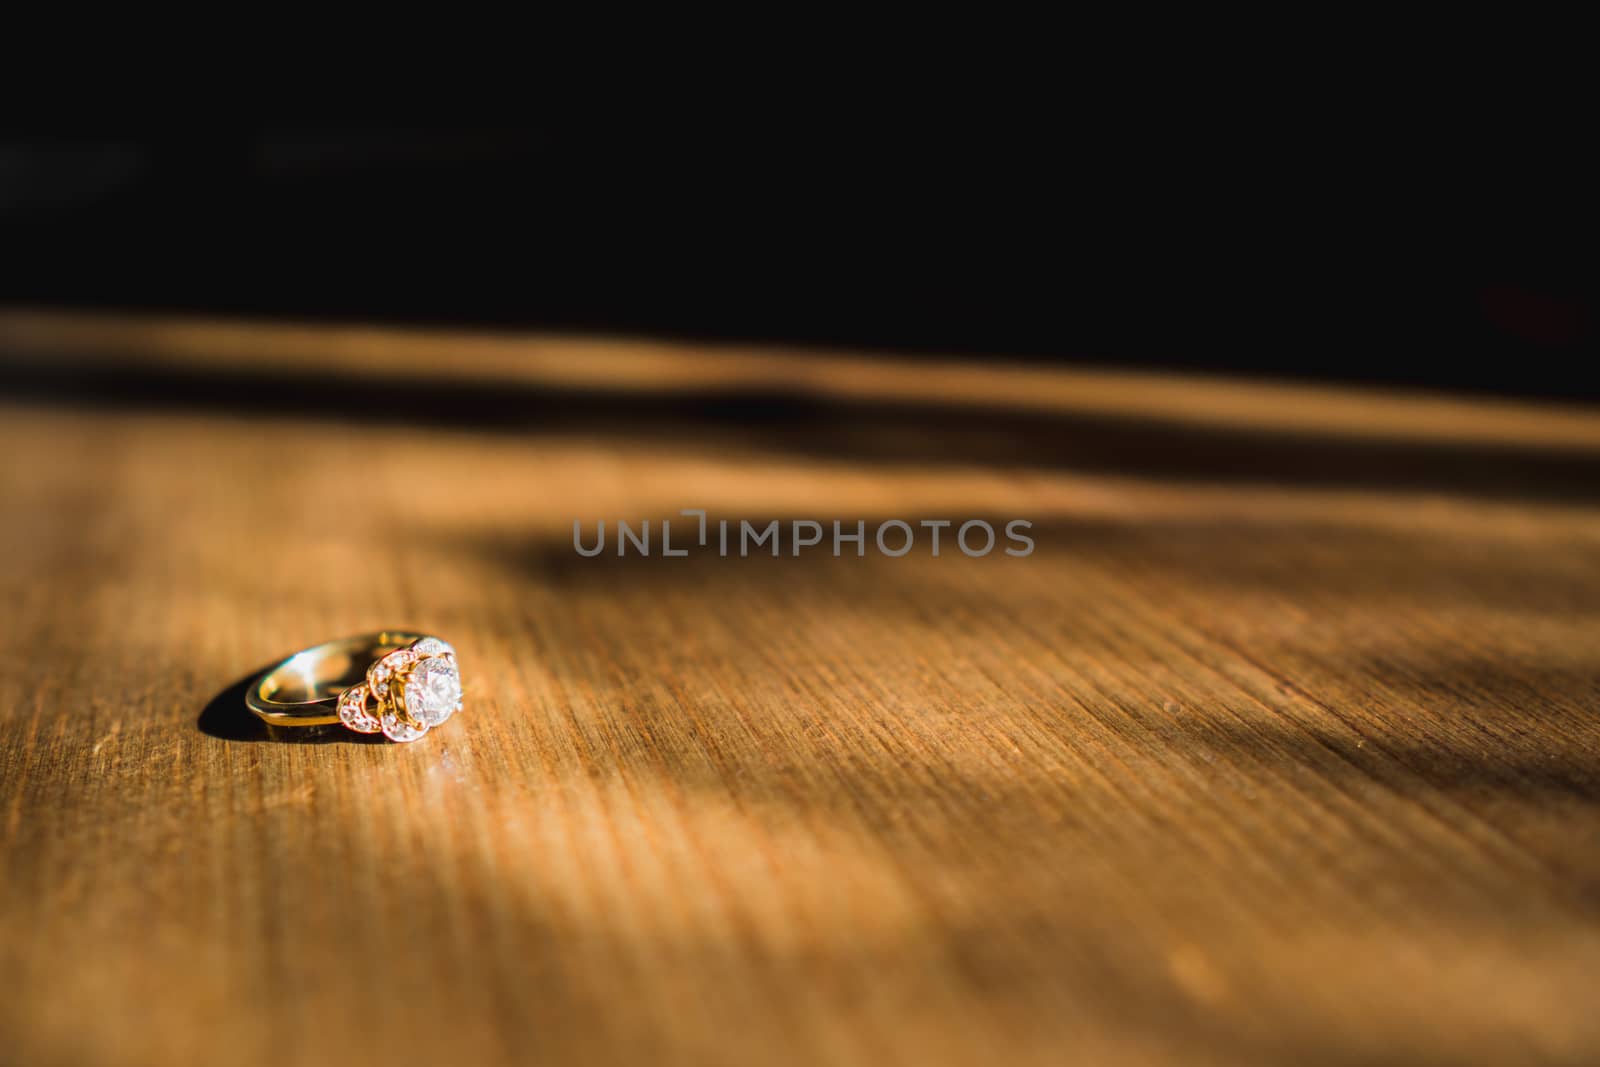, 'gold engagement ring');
245,632,462,743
